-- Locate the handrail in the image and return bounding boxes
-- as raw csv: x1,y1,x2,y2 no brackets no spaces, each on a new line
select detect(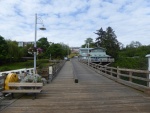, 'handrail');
49,60,66,81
